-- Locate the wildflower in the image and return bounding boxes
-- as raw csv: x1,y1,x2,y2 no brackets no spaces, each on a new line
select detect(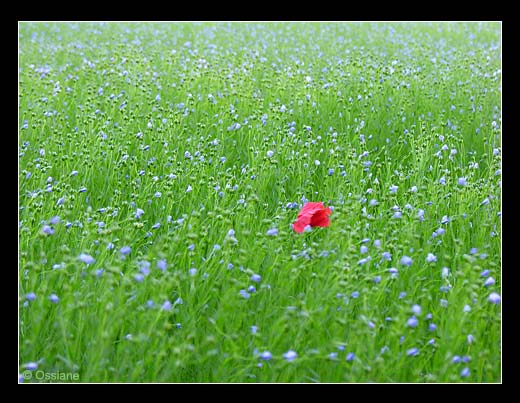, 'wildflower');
266,228,279,236
26,292,36,301
488,292,501,304
400,256,413,266
251,274,261,283
407,348,419,357
251,326,258,334
382,251,392,261
452,355,461,364
266,150,274,158
426,253,437,263
411,304,422,315
407,316,418,328
239,290,251,299
260,351,272,360
458,177,467,186
26,362,38,371
157,259,167,271
41,225,54,235
49,294,59,303
346,352,355,362
461,368,470,378
120,246,131,256
79,253,95,265
161,300,172,311
389,185,398,194
429,323,437,332
484,277,495,287
463,305,471,313
283,350,298,362
293,202,332,233
360,245,368,254
442,267,450,278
